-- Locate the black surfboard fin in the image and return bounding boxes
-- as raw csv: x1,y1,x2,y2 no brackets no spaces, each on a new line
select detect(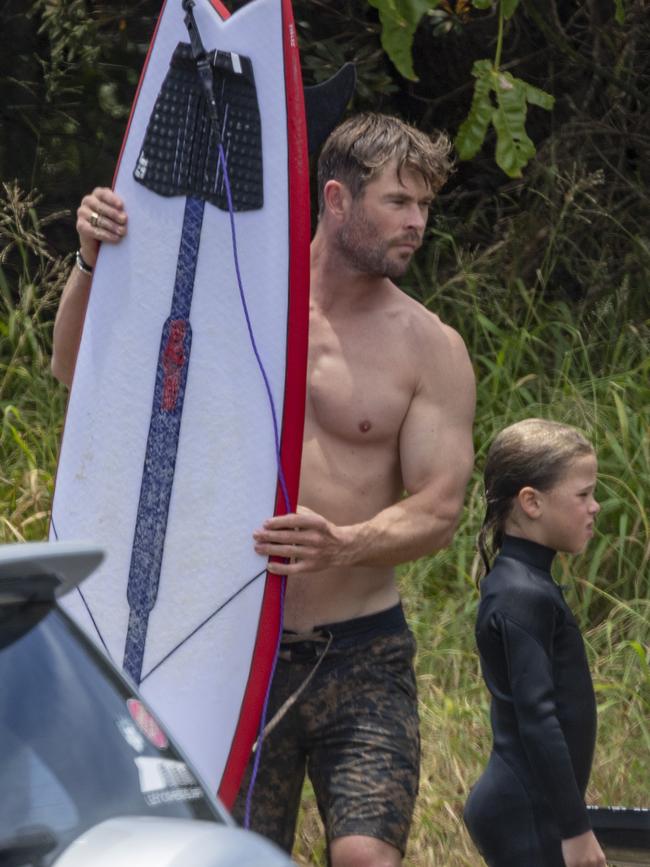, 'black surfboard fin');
304,63,357,156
